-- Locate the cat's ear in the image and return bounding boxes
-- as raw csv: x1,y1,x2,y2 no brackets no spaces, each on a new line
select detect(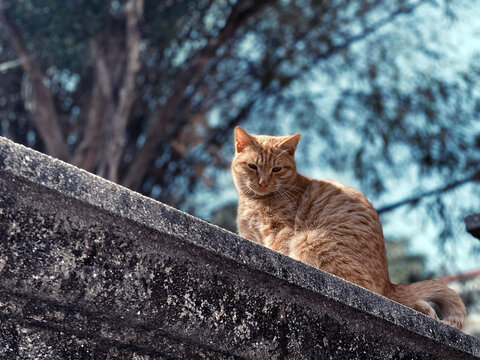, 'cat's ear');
235,126,257,152
279,134,301,155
